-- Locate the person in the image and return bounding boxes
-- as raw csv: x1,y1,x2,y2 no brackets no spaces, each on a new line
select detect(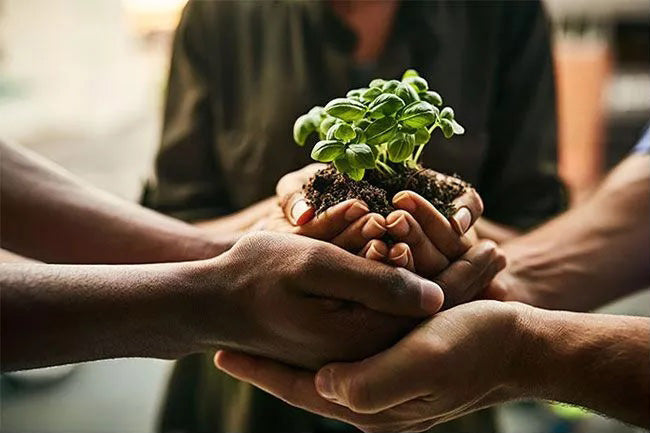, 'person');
214,128,650,430
0,139,503,372
142,1,565,431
